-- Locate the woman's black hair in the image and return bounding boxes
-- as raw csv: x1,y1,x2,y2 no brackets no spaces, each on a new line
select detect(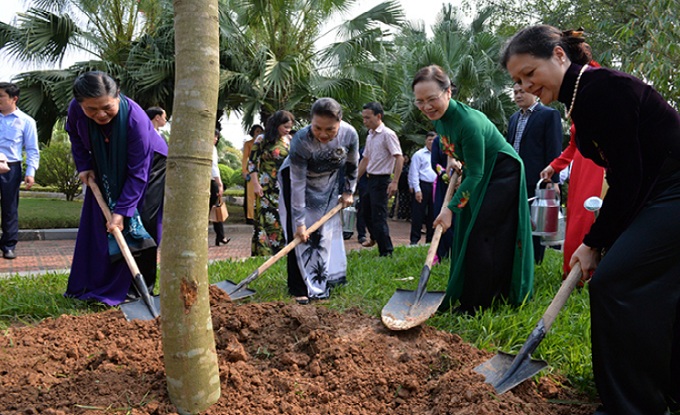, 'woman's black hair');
312,98,343,121
214,128,221,146
72,71,120,102
146,106,164,120
263,110,295,146
411,65,458,94
500,25,590,68
249,124,263,137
